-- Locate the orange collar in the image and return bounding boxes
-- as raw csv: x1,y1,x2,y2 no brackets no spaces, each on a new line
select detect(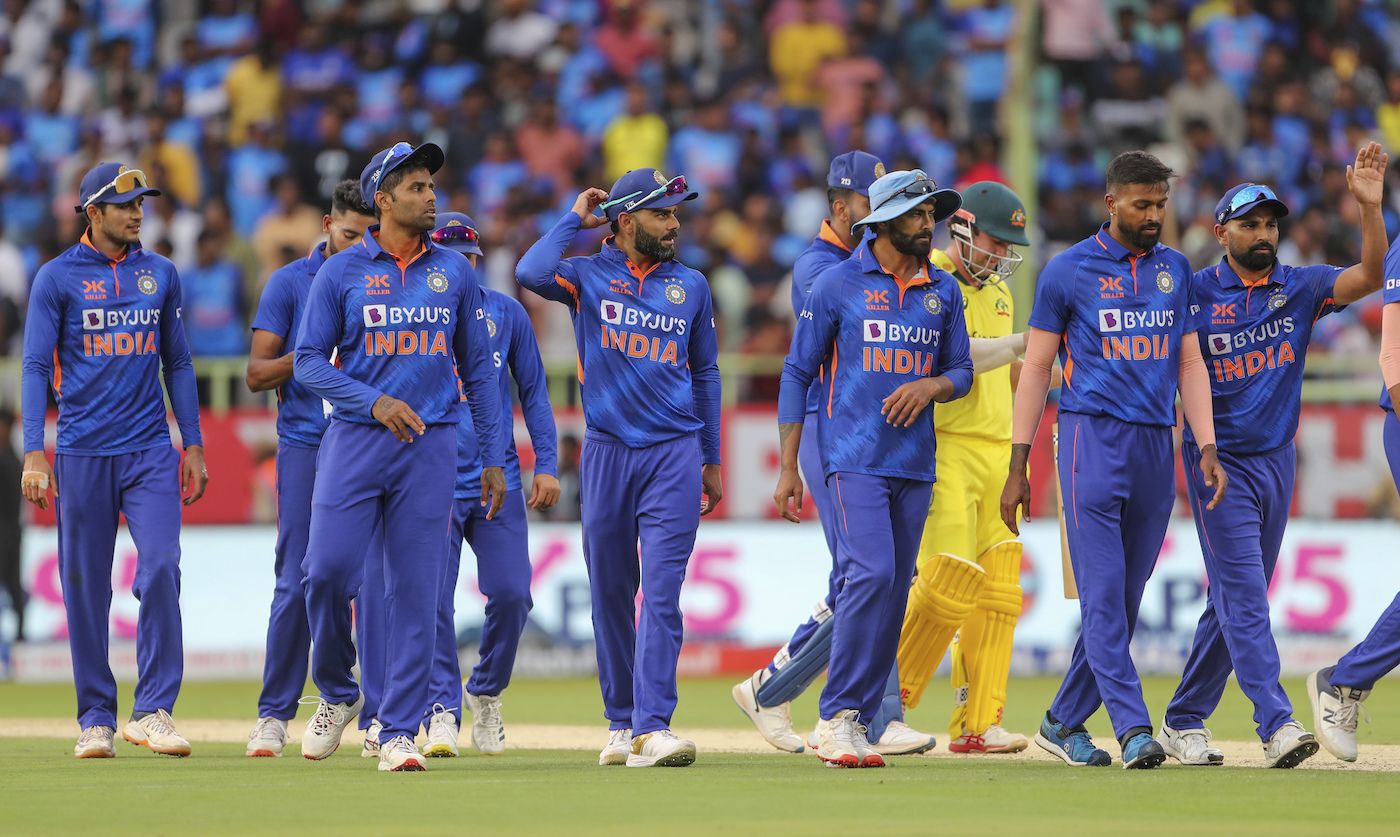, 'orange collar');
81,229,127,263
818,219,852,252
